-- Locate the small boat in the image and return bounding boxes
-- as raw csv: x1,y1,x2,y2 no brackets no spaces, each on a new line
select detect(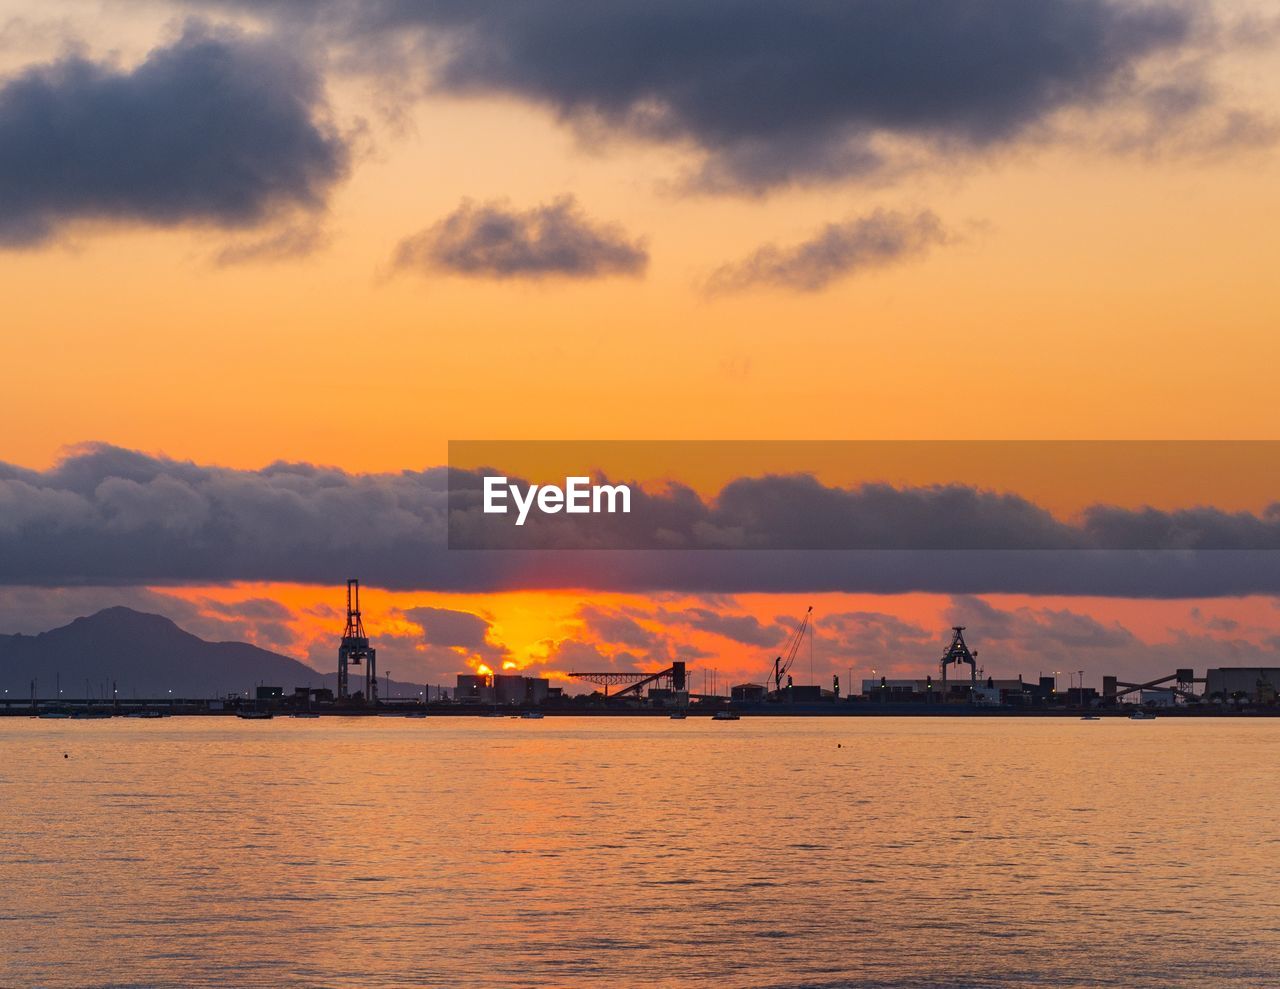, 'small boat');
520,710,544,720
1080,714,1101,721
237,710,274,720
669,711,688,720
1129,710,1157,720
712,710,740,721
291,711,321,719
403,710,427,719
37,711,70,719
129,710,165,719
